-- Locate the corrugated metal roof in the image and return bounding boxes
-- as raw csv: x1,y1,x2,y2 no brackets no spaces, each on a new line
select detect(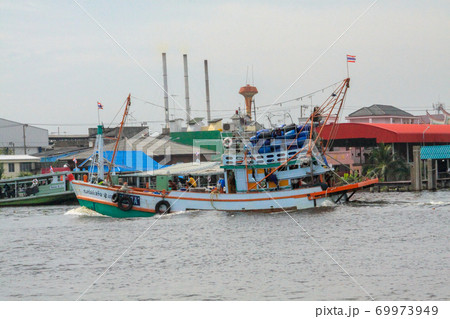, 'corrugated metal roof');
320,123,450,143
138,161,223,176
420,145,450,159
0,155,40,161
